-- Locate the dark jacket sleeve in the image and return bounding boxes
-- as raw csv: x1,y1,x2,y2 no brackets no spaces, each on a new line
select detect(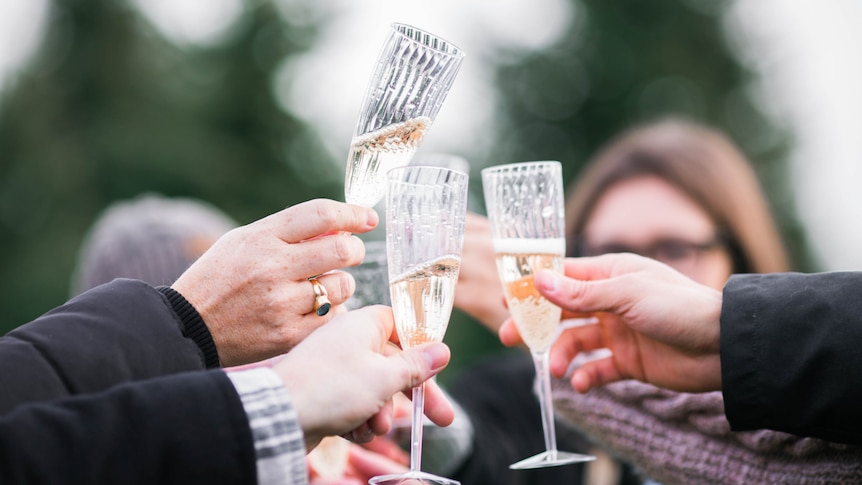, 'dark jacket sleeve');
0,370,256,485
721,272,862,444
0,279,215,414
